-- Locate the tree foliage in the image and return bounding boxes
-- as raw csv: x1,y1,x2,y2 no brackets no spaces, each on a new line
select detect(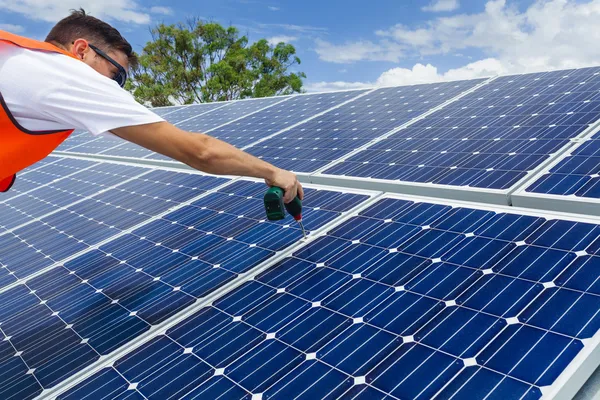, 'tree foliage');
127,20,306,106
